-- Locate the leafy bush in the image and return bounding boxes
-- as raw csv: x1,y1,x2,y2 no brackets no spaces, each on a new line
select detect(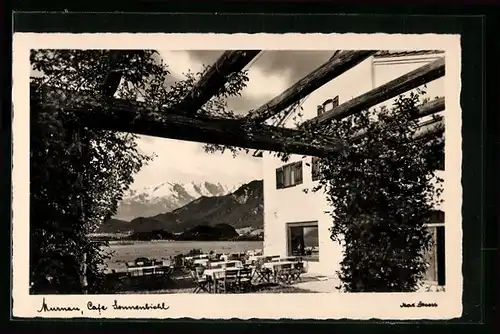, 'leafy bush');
29,49,249,294
313,92,444,292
